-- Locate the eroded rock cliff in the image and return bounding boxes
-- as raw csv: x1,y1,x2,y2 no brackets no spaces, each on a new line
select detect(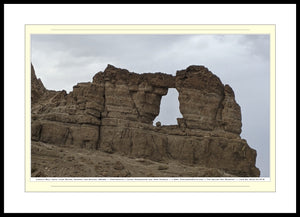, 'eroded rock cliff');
31,64,260,177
